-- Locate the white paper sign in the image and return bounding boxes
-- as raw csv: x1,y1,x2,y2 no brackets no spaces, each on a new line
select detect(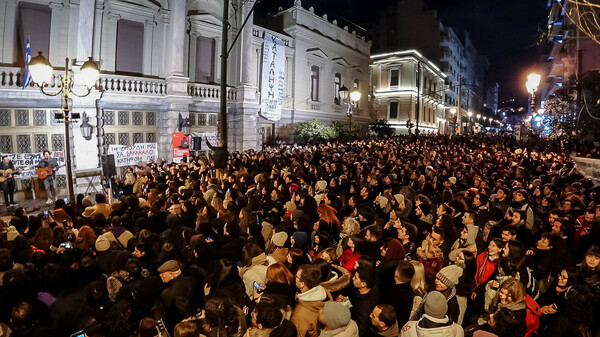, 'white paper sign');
108,143,158,167
571,155,600,186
